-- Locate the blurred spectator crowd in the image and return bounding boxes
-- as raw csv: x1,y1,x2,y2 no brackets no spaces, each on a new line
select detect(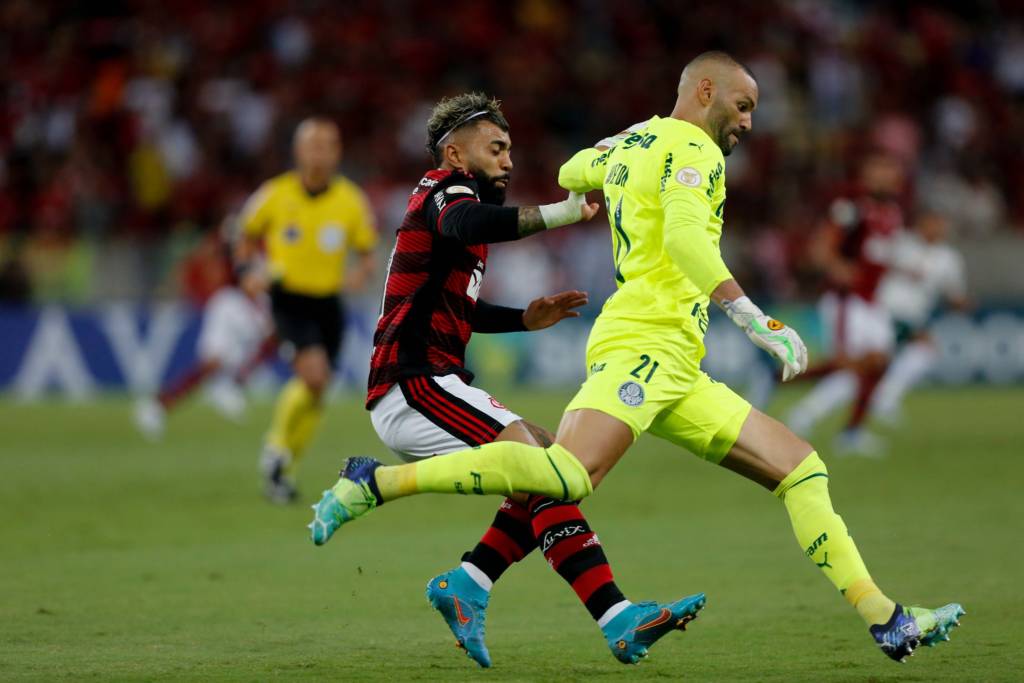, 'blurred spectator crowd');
1,0,1022,306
